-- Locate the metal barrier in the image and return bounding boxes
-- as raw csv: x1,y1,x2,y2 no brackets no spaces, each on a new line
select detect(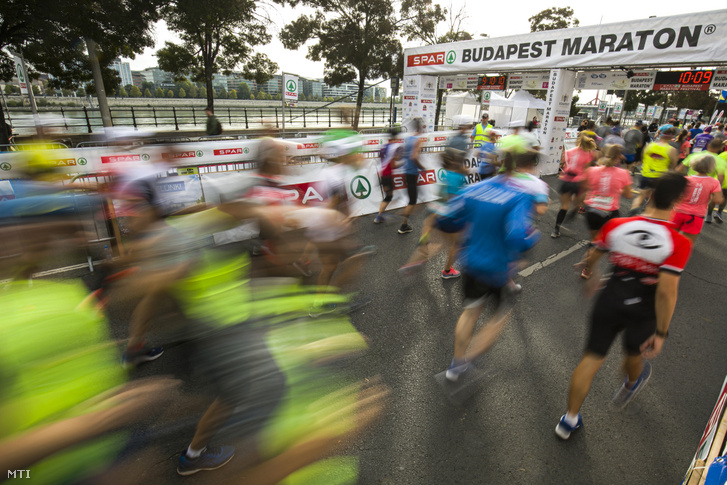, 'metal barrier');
0,142,69,151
